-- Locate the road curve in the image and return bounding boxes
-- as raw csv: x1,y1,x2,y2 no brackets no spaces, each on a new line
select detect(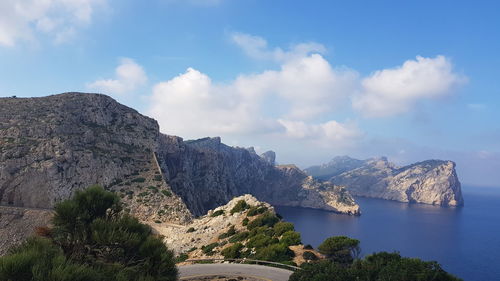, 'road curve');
178,263,293,281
